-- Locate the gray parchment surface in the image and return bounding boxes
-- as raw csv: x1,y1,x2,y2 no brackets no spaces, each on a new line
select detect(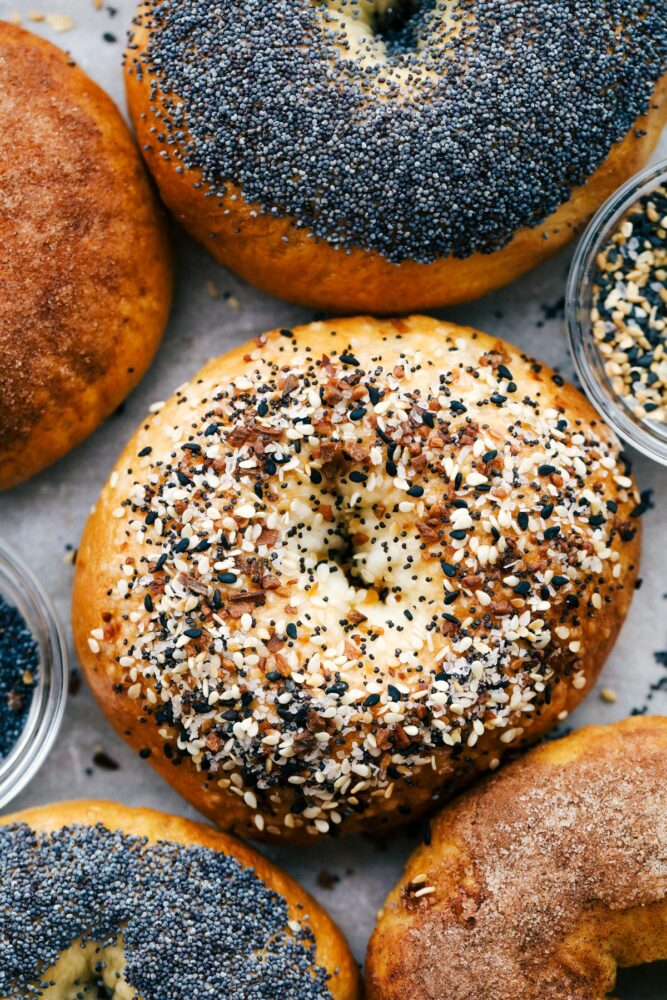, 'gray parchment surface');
0,3,665,994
